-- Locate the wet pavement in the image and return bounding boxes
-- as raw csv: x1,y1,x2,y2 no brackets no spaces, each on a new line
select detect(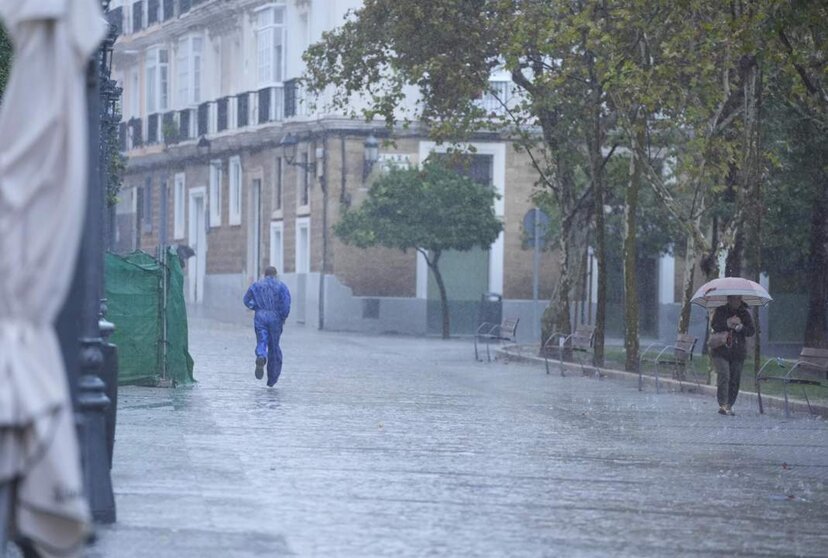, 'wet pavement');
89,317,828,557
